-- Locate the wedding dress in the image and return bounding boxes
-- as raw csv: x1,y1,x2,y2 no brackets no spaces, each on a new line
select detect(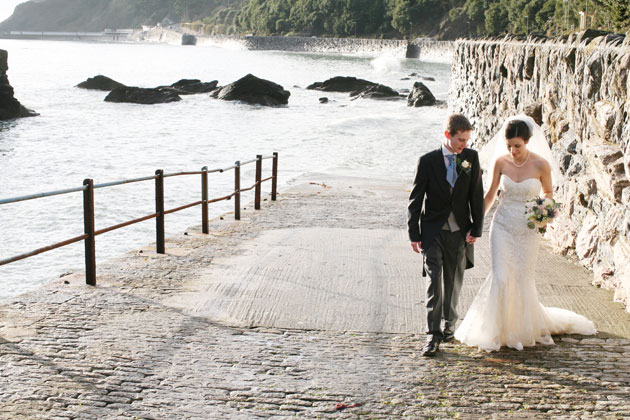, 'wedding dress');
454,175,597,351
